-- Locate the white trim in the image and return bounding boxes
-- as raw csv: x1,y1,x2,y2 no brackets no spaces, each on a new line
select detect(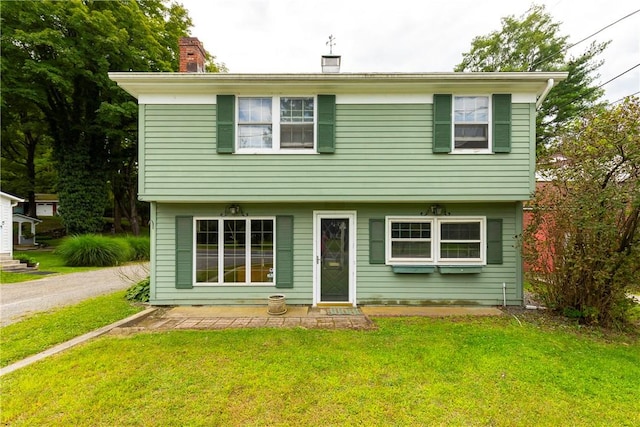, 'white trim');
138,93,216,104
313,211,357,307
384,216,486,266
512,93,536,103
336,94,432,104
192,216,276,286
